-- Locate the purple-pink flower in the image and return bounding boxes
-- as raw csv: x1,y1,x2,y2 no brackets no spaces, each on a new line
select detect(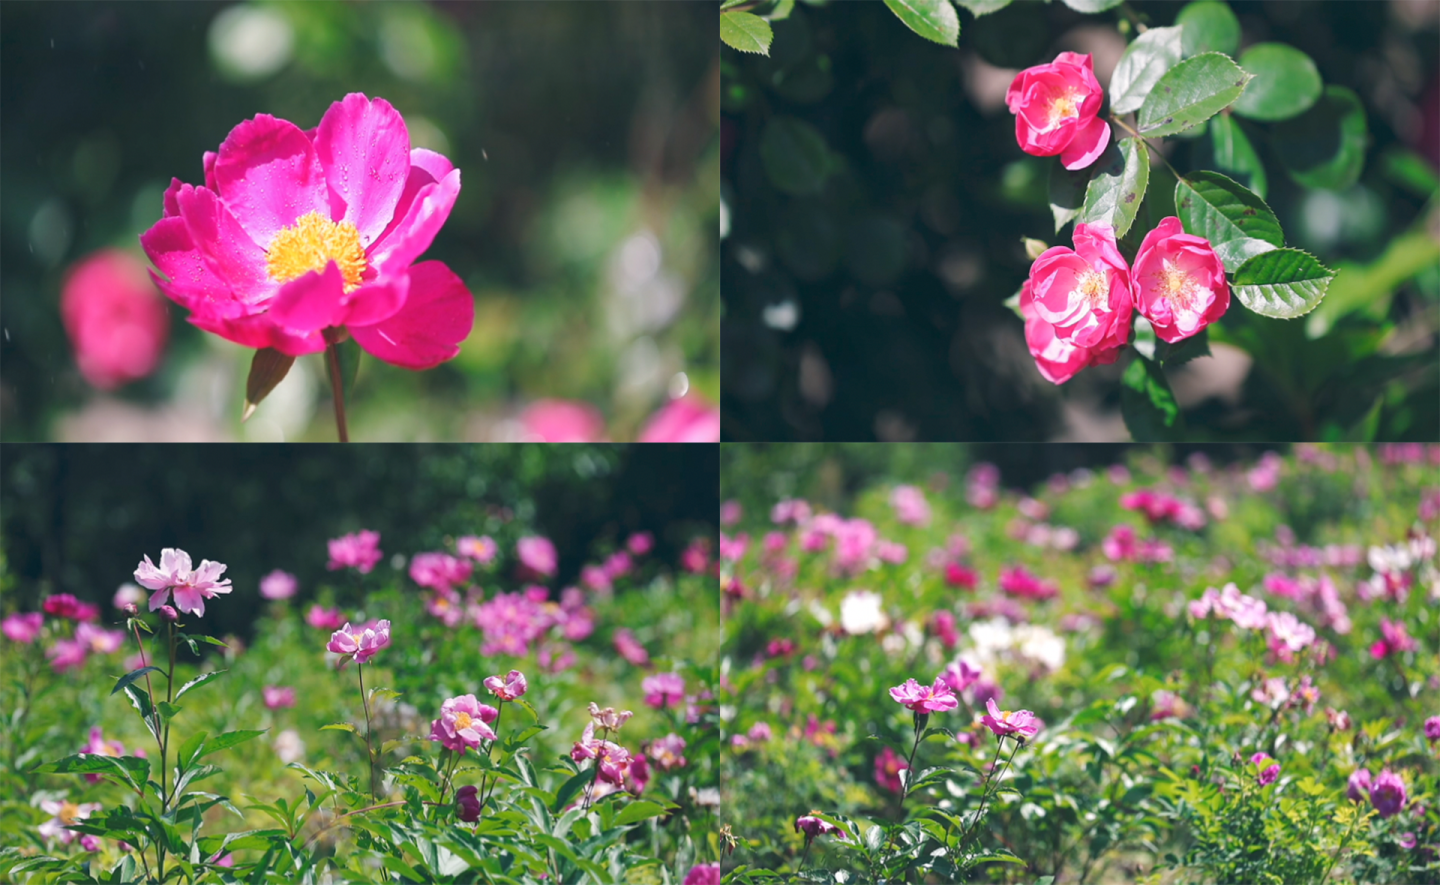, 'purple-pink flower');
42,594,101,622
648,733,688,770
998,565,1059,601
516,536,558,578
941,659,983,694
889,677,959,714
682,863,720,885
263,686,297,710
259,570,298,600
79,726,131,784
457,535,497,565
327,530,382,574
2,612,43,644
326,620,391,667
570,722,632,784
1250,752,1280,787
1370,769,1408,818
306,604,348,630
134,549,233,617
795,813,845,841
875,745,909,794
1425,716,1440,743
614,628,651,666
428,694,499,753
409,551,472,593
1020,223,1133,385
981,698,1040,741
642,672,686,709
455,784,481,822
1347,768,1372,803
483,669,528,701
1371,618,1417,659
